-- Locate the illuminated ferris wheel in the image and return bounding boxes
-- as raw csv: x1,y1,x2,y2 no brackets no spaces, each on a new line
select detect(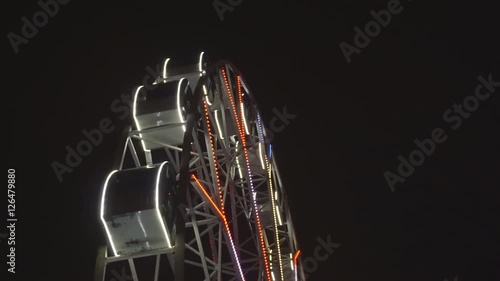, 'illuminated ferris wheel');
93,52,305,281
